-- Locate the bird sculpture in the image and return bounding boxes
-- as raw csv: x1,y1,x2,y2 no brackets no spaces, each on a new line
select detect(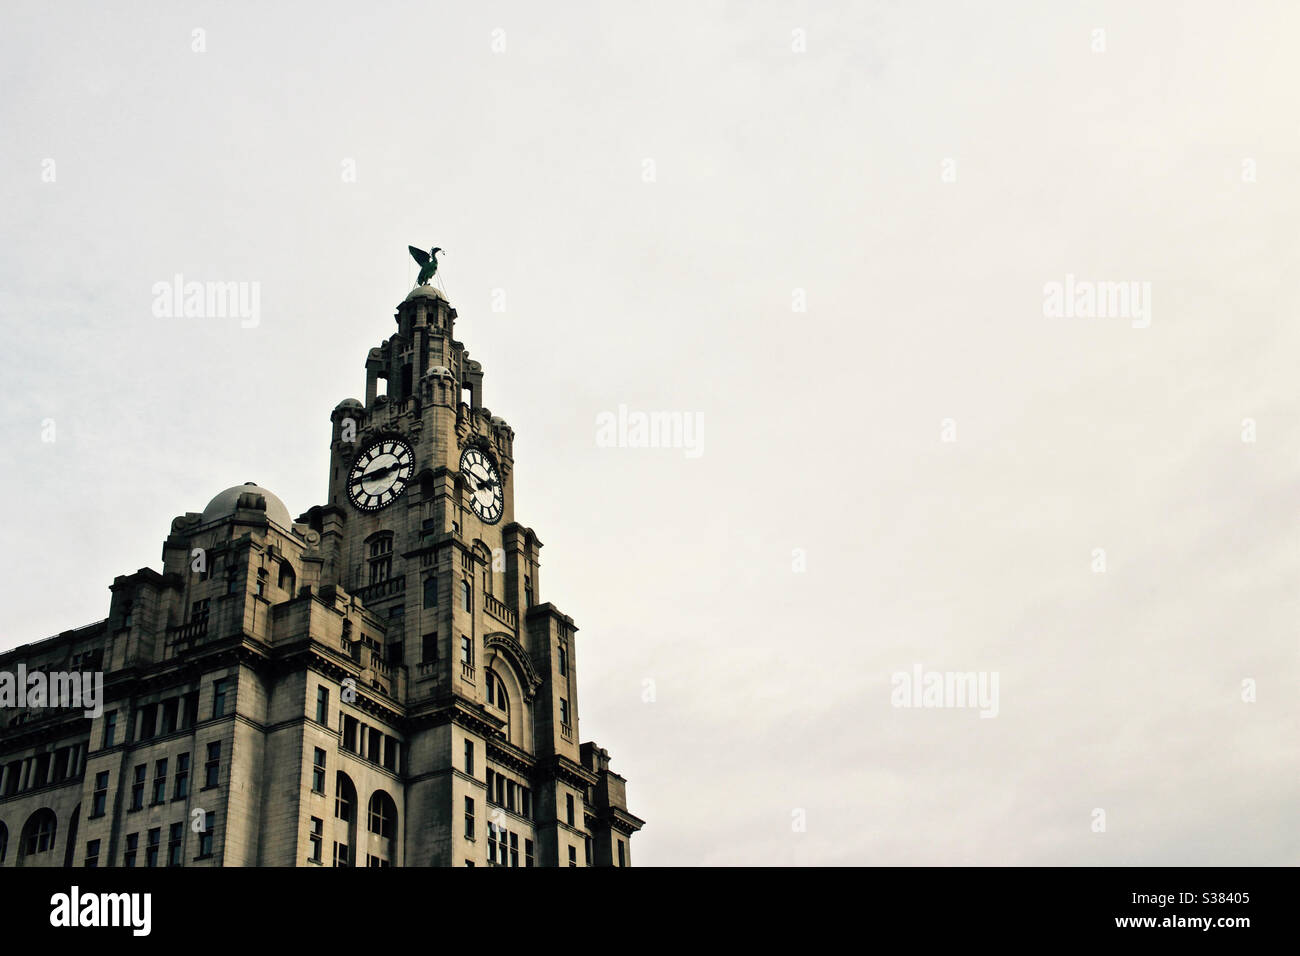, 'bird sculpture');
408,246,444,286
